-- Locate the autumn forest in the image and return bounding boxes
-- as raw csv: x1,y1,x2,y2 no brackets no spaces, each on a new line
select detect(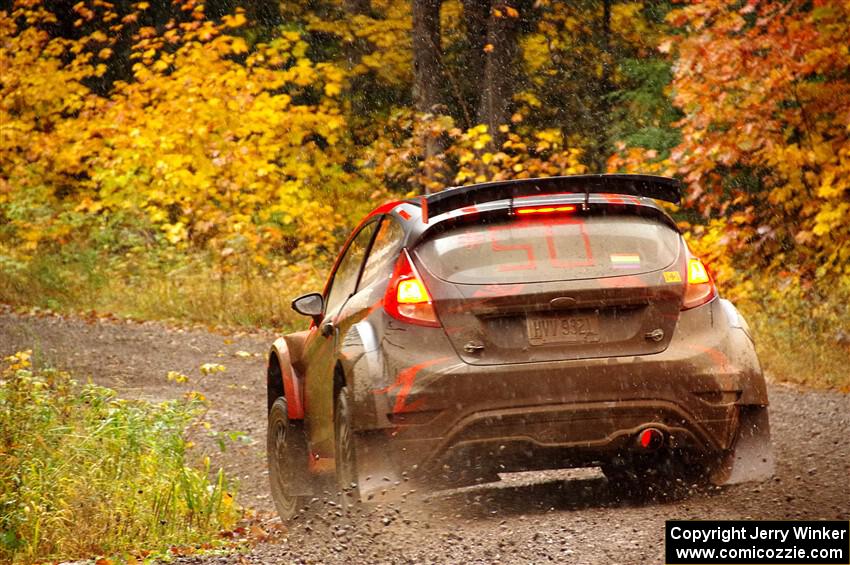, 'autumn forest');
1,0,849,387
1,1,850,561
